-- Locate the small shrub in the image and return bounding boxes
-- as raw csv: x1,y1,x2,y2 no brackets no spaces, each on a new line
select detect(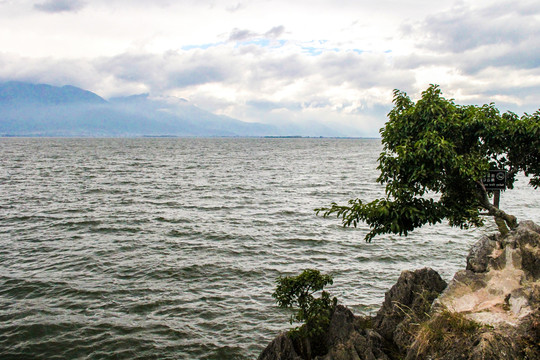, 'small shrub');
272,269,337,340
